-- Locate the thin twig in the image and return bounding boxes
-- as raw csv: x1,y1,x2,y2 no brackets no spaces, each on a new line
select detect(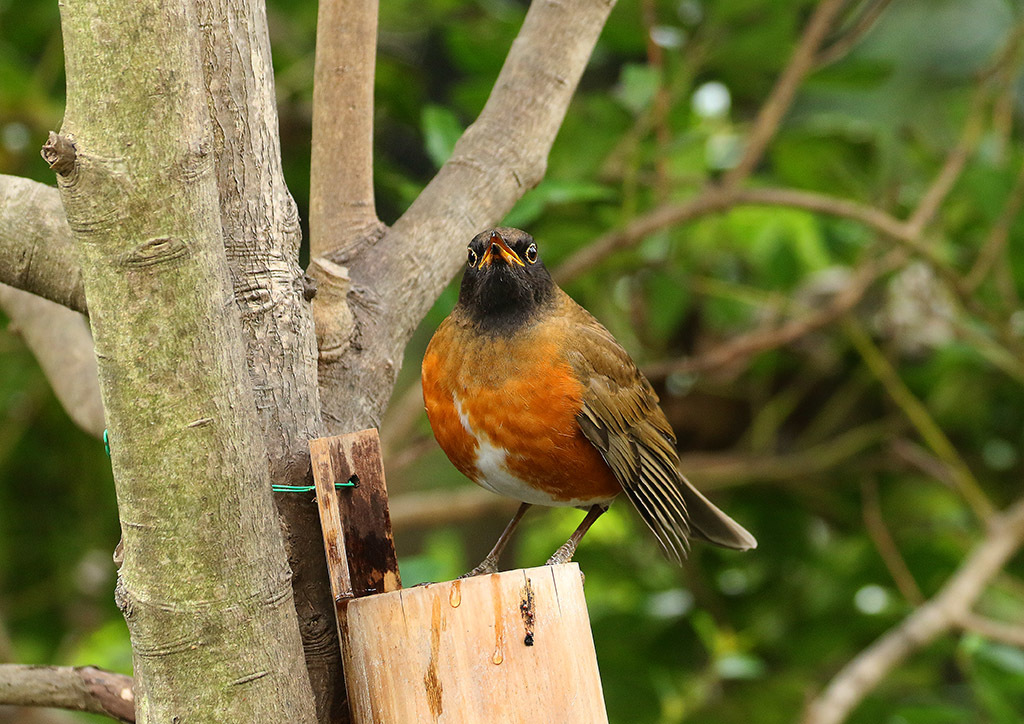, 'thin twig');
678,421,890,489
964,158,1024,291
861,478,924,605
842,317,995,522
904,88,989,238
390,488,520,531
815,0,894,67
802,497,1024,724
640,0,671,201
553,186,912,283
722,0,848,186
0,665,134,723
889,438,958,489
957,612,1024,647
642,249,903,380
